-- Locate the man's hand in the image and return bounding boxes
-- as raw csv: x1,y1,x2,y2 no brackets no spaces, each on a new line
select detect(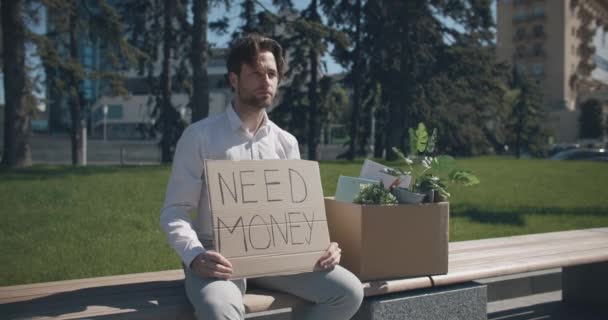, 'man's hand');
190,251,233,280
315,242,342,271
